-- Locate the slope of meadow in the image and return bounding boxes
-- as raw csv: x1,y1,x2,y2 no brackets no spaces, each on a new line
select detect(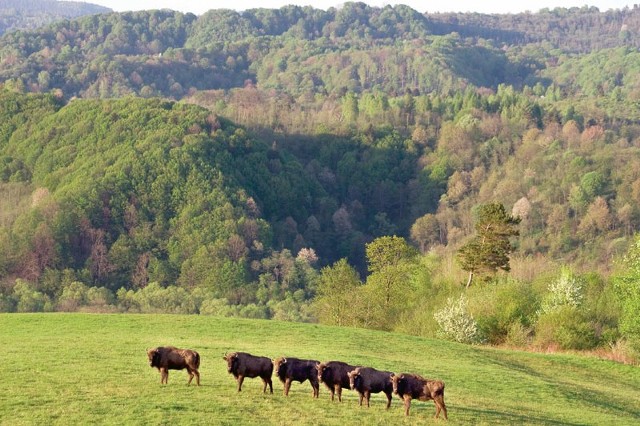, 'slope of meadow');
1,313,638,425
